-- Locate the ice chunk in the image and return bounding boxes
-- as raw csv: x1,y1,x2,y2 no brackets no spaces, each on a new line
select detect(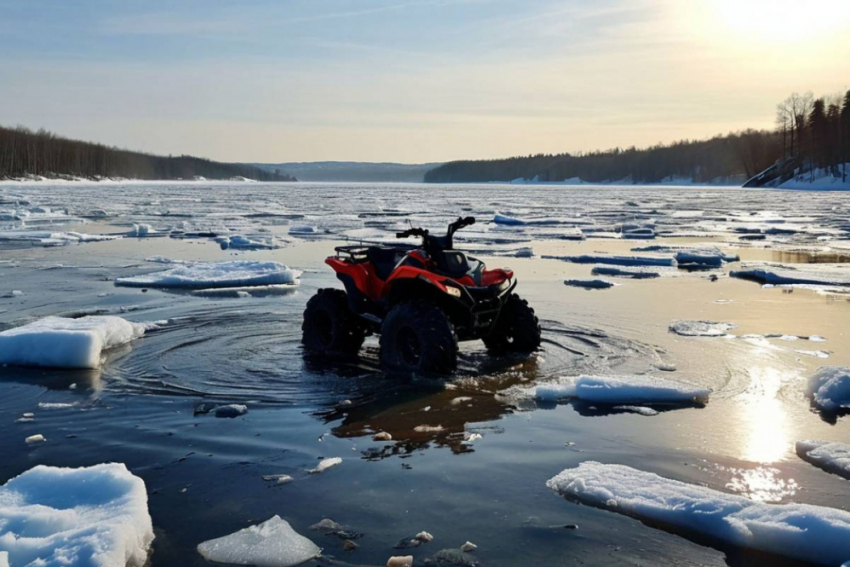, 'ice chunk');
796,440,850,480
493,213,525,225
25,434,45,444
308,457,342,474
613,405,659,416
535,375,709,405
806,367,850,413
215,404,248,418
115,260,301,289
547,461,850,566
262,474,294,485
563,279,615,290
197,515,320,567
731,262,850,287
543,254,676,267
387,556,413,567
591,266,660,279
0,463,154,567
0,316,146,369
289,226,318,234
669,320,736,337
217,235,278,250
